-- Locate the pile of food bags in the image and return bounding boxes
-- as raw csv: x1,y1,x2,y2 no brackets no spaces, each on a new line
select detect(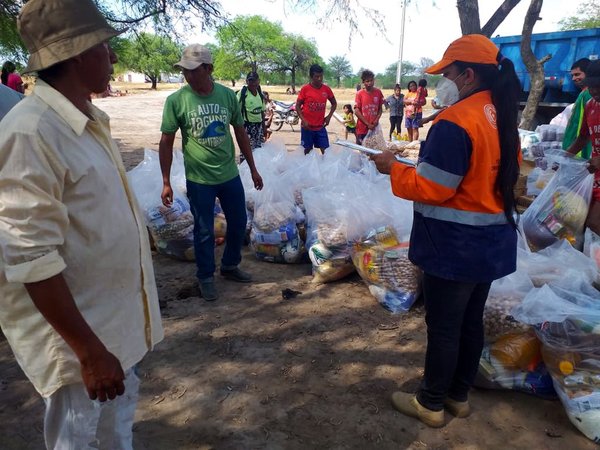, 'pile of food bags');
476,271,555,398
514,279,600,443
239,139,418,312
